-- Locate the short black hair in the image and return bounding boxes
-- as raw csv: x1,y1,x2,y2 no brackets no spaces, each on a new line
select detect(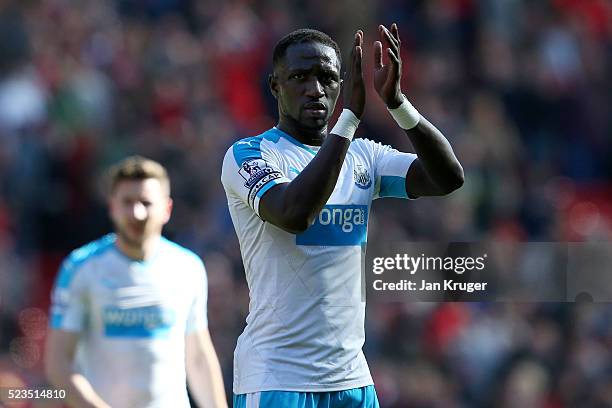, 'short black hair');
272,28,342,69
